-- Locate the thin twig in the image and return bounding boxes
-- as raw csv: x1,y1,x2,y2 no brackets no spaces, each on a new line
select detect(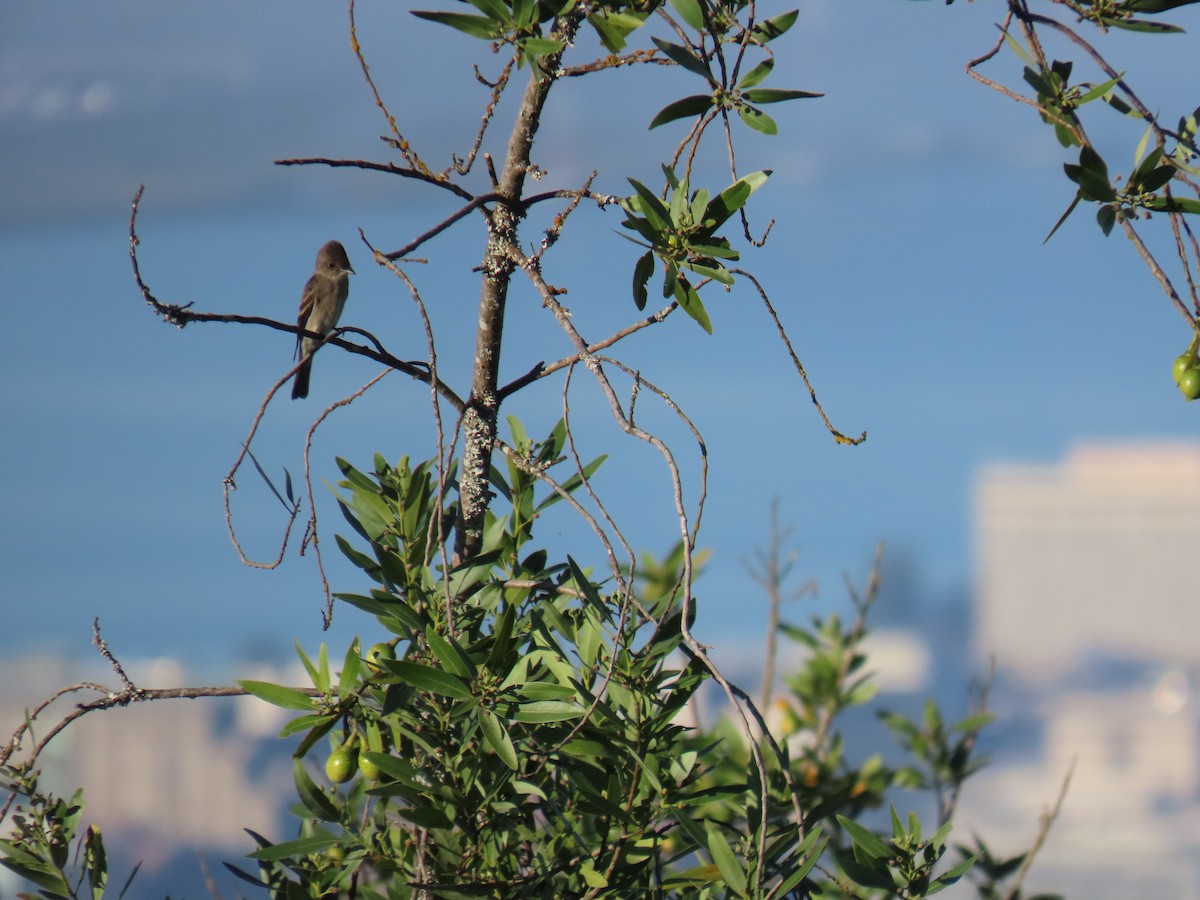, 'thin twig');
1002,761,1074,900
